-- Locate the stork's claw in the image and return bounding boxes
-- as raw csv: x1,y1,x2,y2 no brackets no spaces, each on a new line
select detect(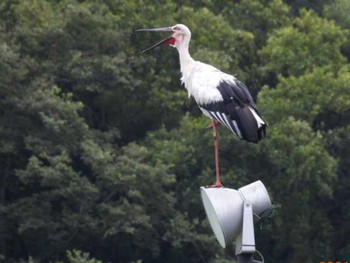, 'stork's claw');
207,181,224,188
